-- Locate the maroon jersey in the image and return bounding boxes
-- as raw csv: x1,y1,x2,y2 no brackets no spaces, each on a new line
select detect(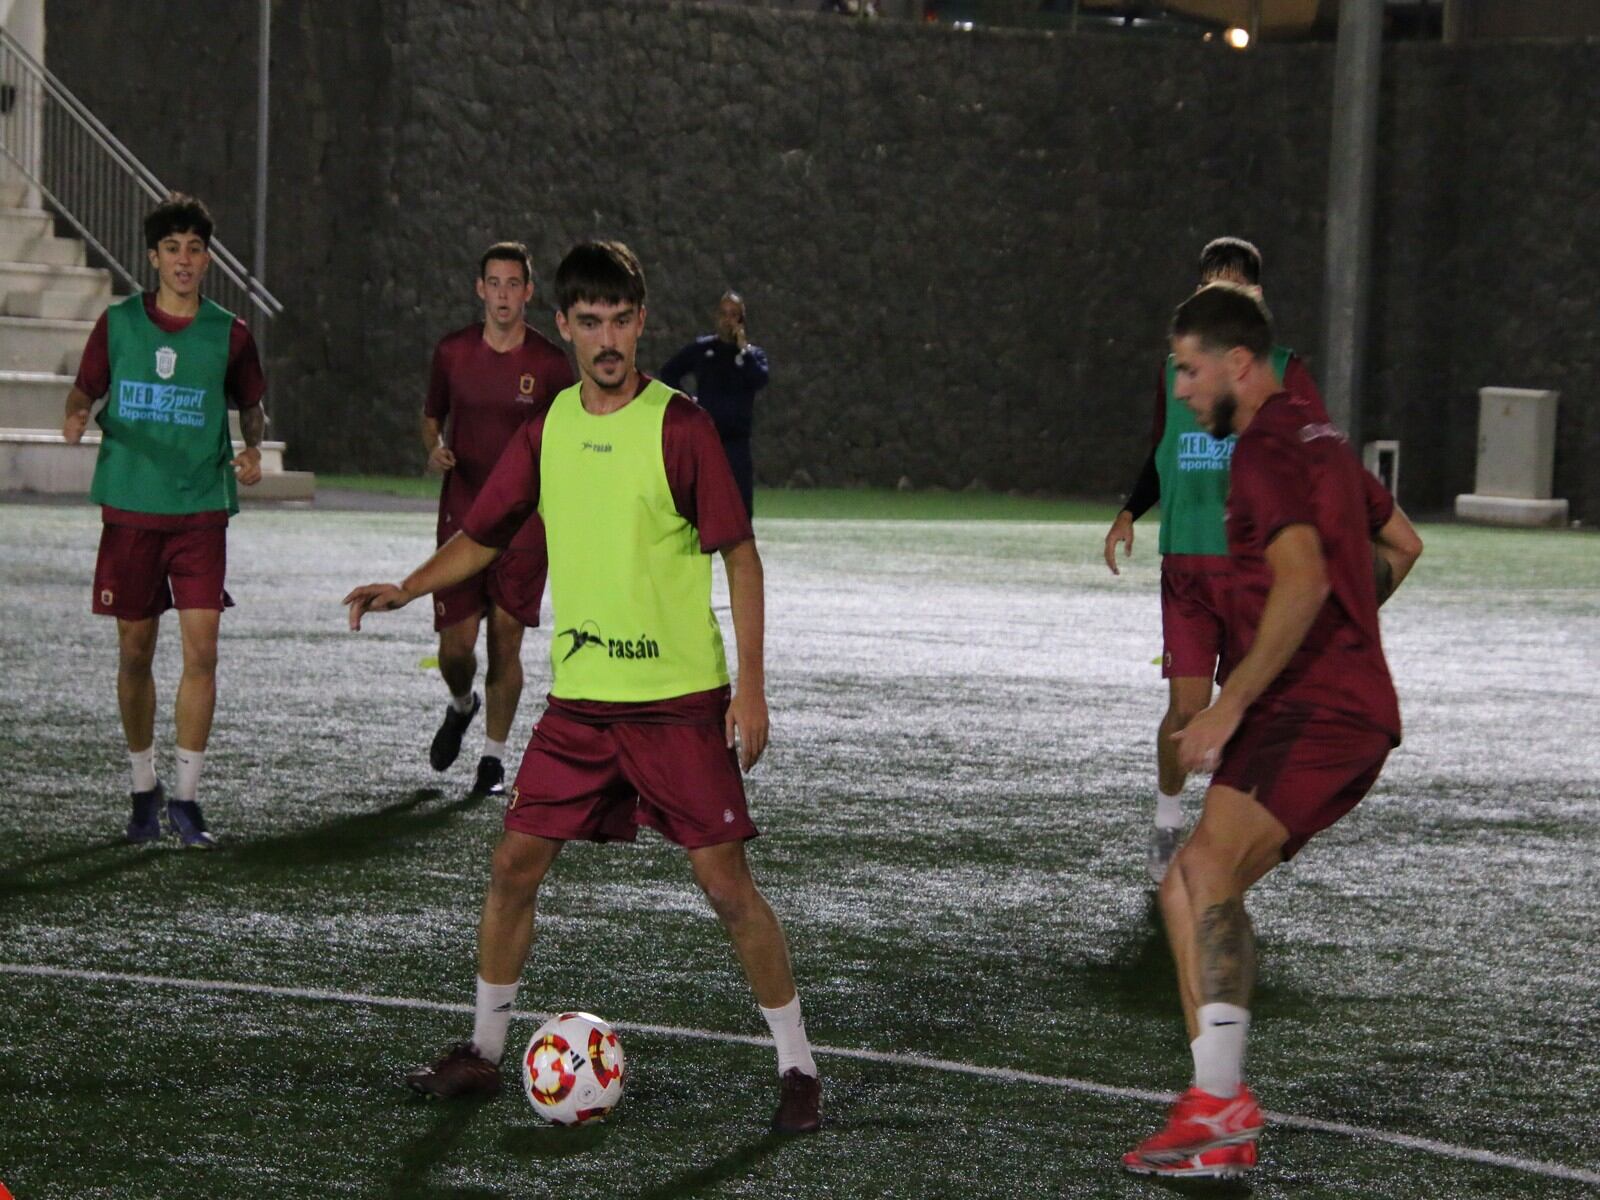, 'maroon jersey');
462,375,753,724
1224,393,1400,741
426,322,575,538
76,293,266,533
